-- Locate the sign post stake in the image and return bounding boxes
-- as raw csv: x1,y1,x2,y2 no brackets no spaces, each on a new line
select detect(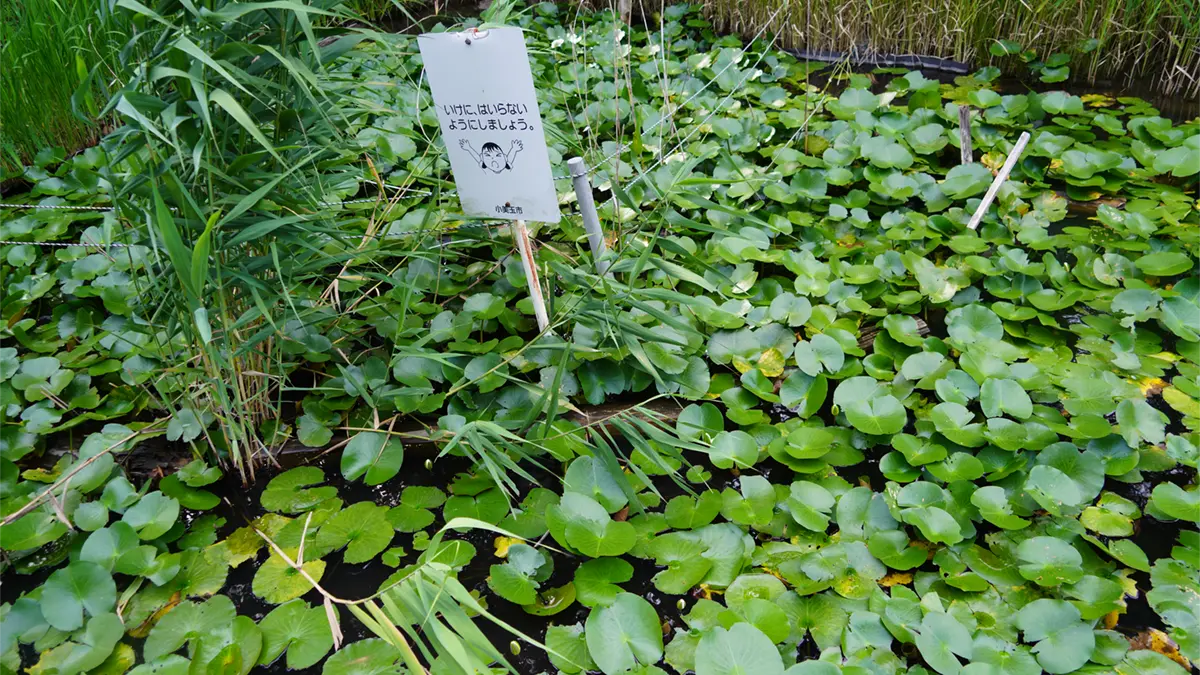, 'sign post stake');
967,131,1031,231
513,219,550,332
567,157,610,276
